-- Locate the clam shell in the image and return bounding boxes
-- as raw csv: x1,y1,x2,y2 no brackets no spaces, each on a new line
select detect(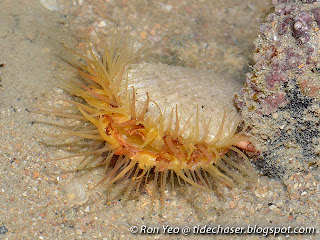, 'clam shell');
63,179,90,205
127,63,243,139
39,0,62,11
